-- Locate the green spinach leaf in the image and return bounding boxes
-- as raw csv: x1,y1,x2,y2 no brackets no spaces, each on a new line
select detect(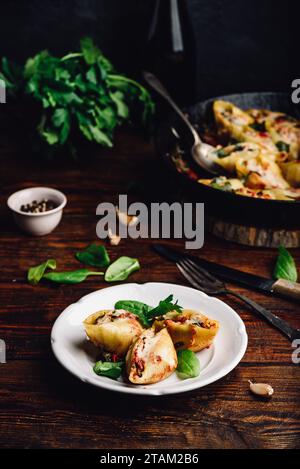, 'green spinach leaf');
104,256,140,282
273,245,298,282
27,259,57,285
176,350,200,379
93,360,123,380
114,300,152,327
75,244,110,268
43,269,103,284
